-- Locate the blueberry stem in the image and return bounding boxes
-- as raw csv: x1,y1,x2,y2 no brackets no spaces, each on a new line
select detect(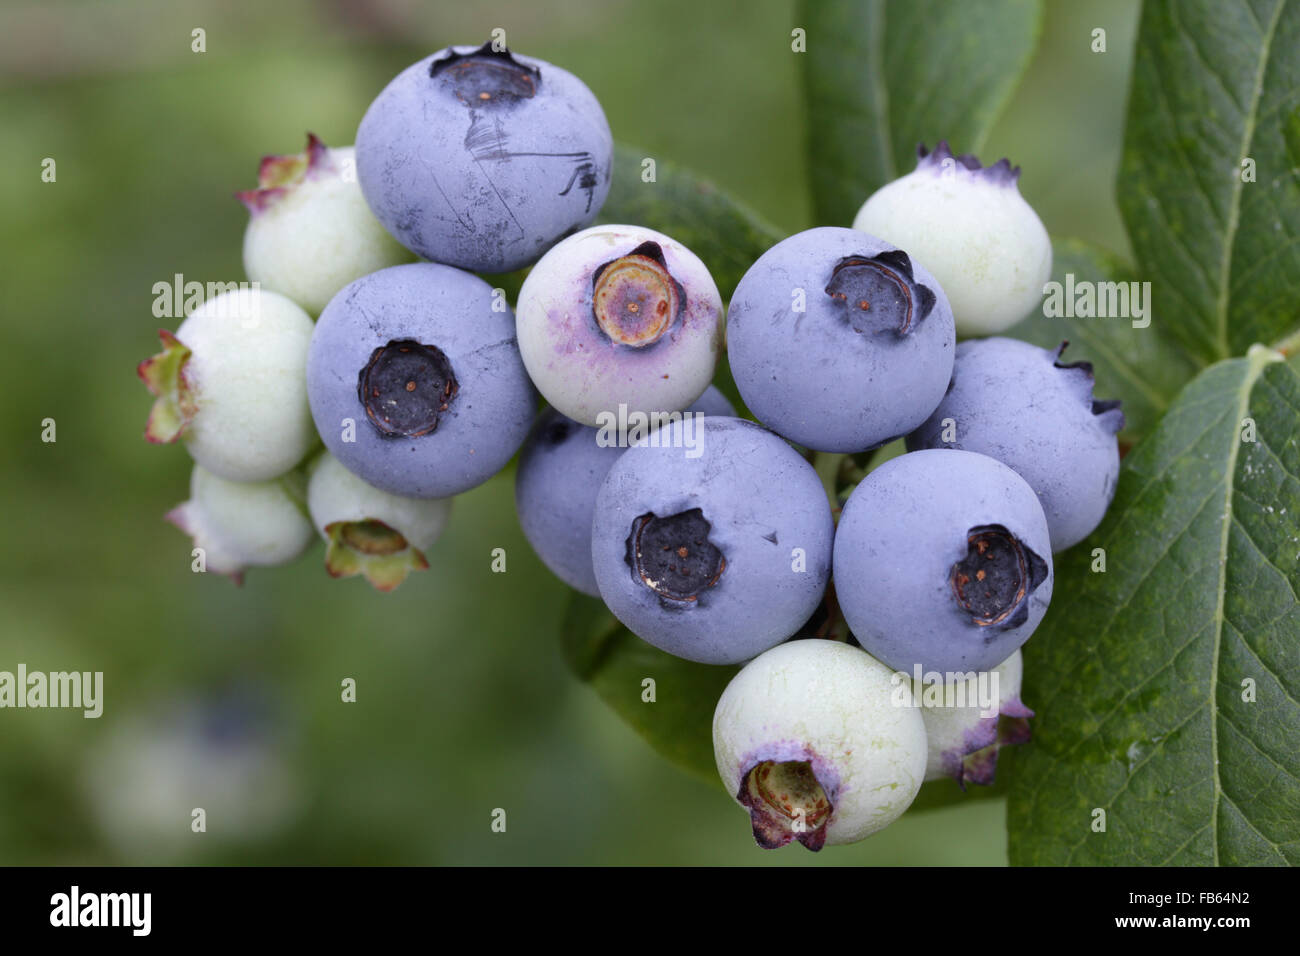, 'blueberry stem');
830,448,885,507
